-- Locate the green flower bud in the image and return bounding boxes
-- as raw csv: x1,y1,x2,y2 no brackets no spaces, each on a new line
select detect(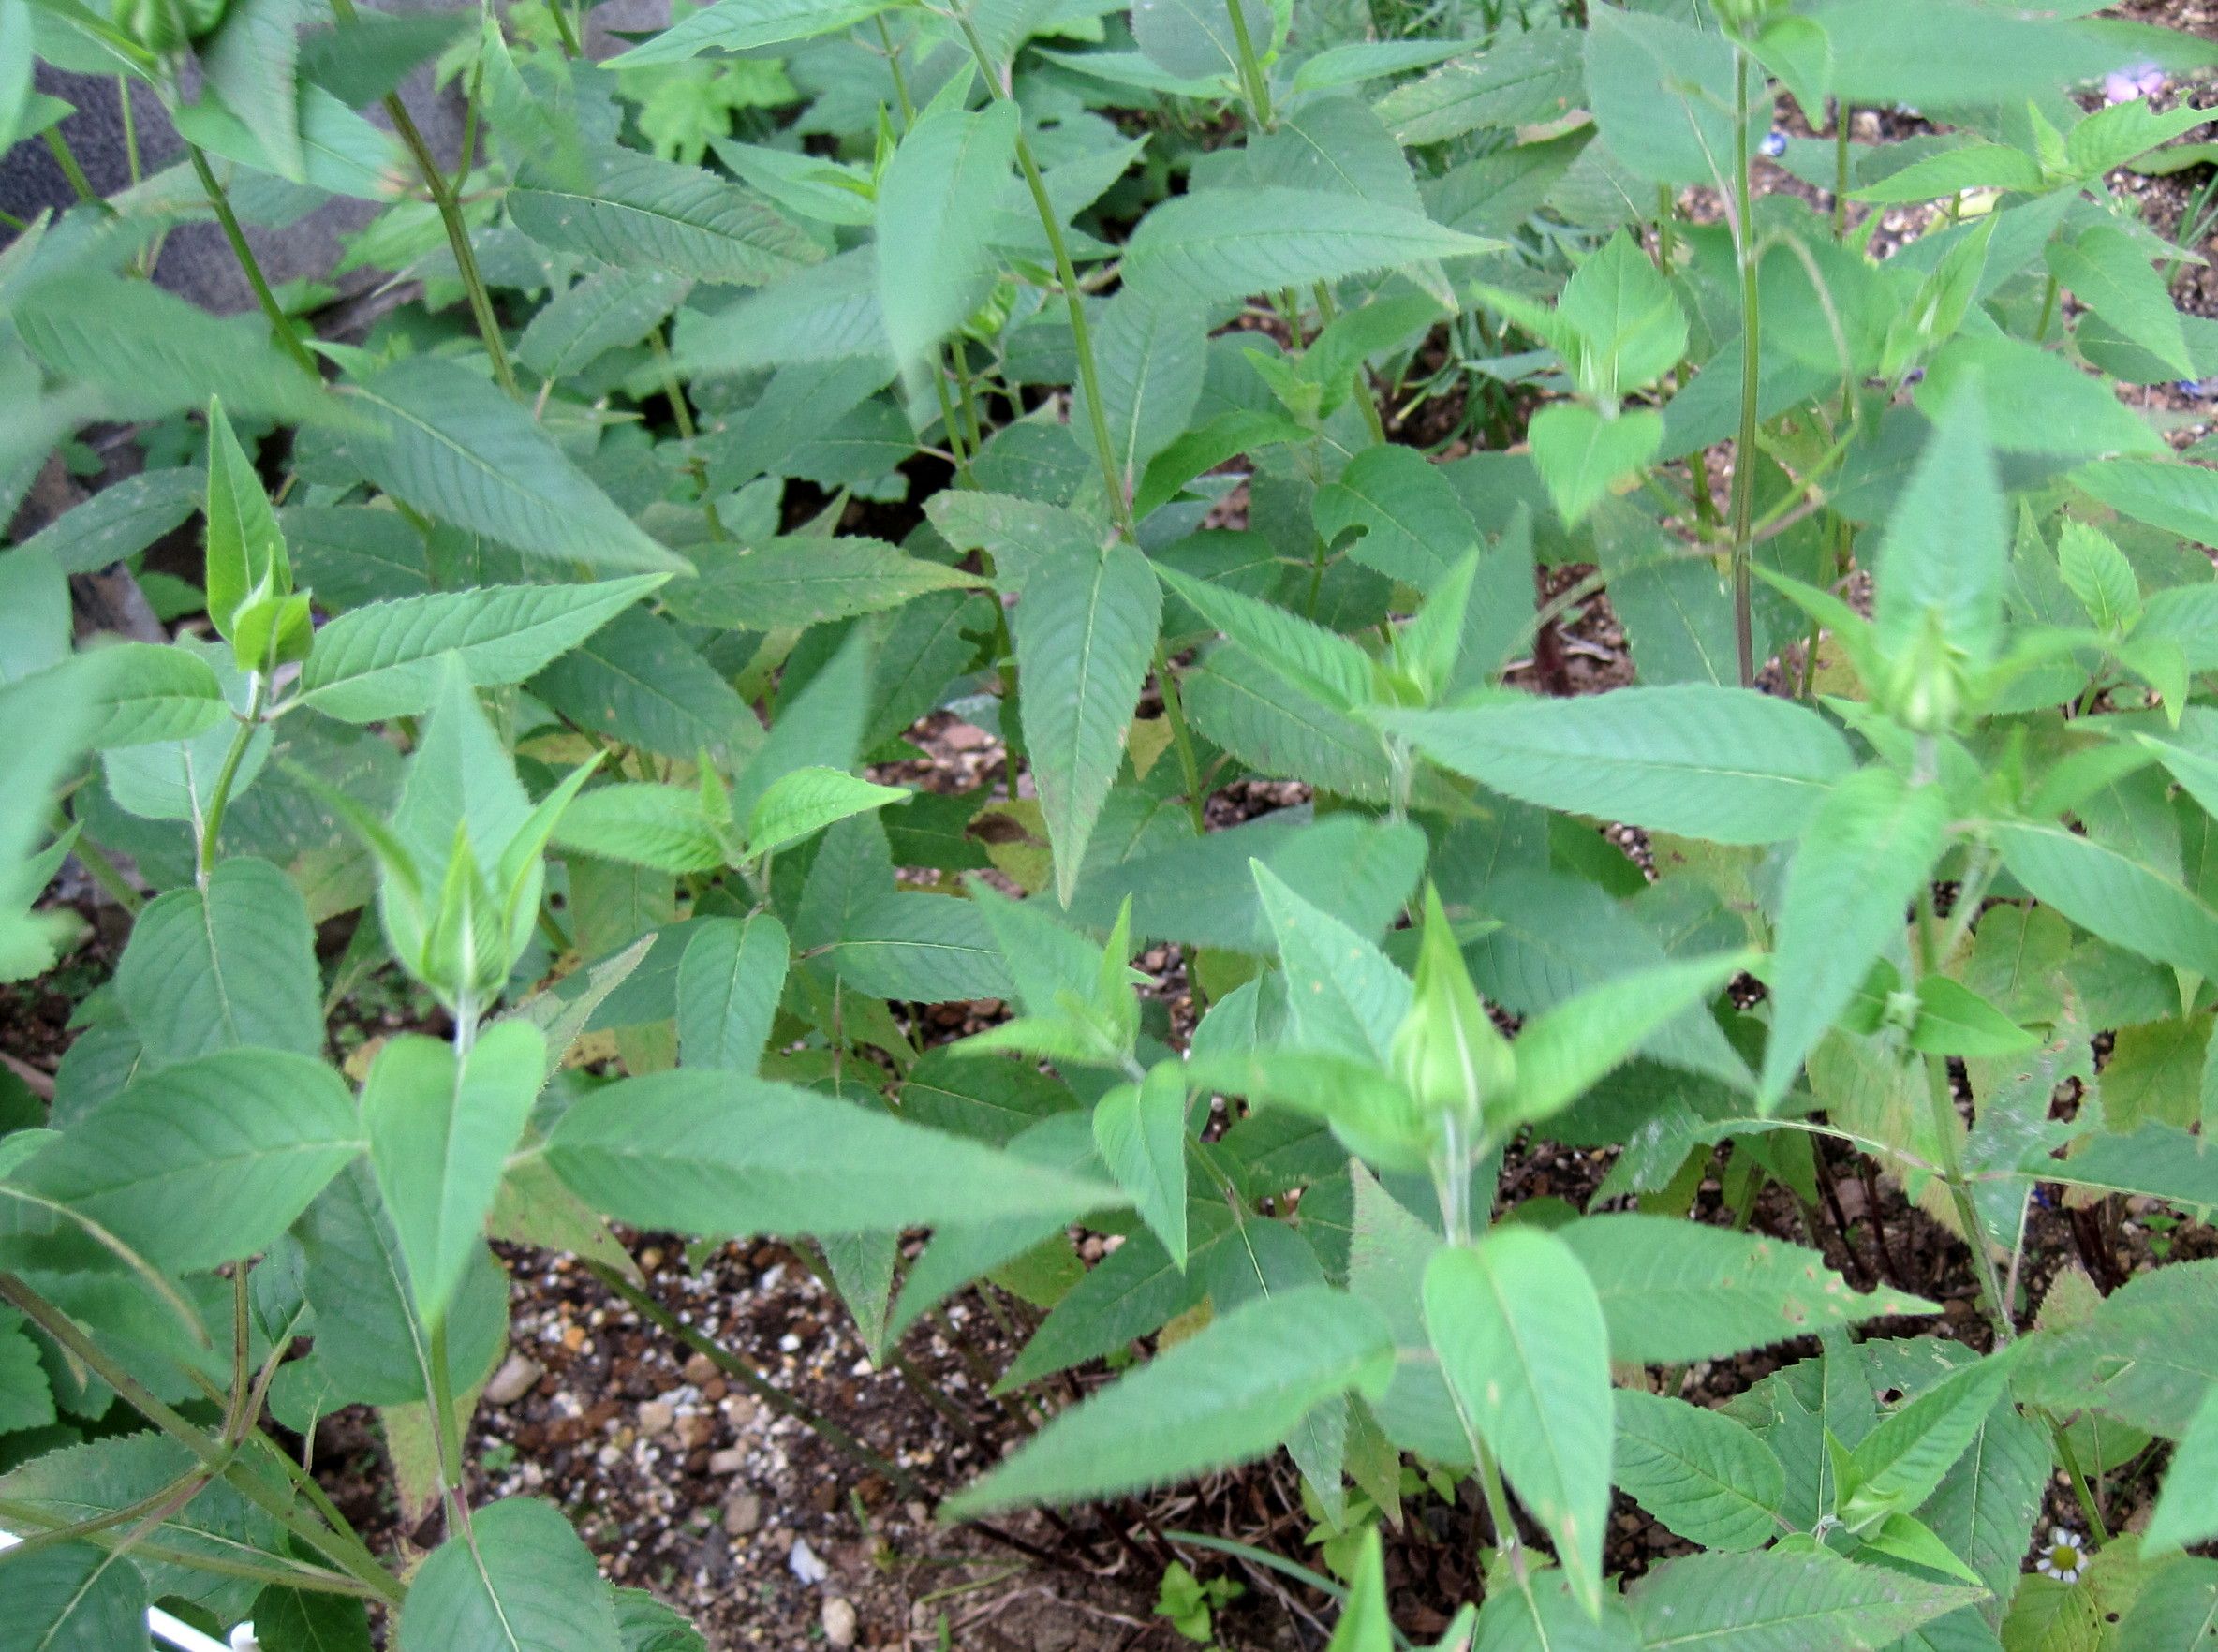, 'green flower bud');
1390,885,1515,1131
1712,0,1784,37
1882,608,1970,735
111,0,226,52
